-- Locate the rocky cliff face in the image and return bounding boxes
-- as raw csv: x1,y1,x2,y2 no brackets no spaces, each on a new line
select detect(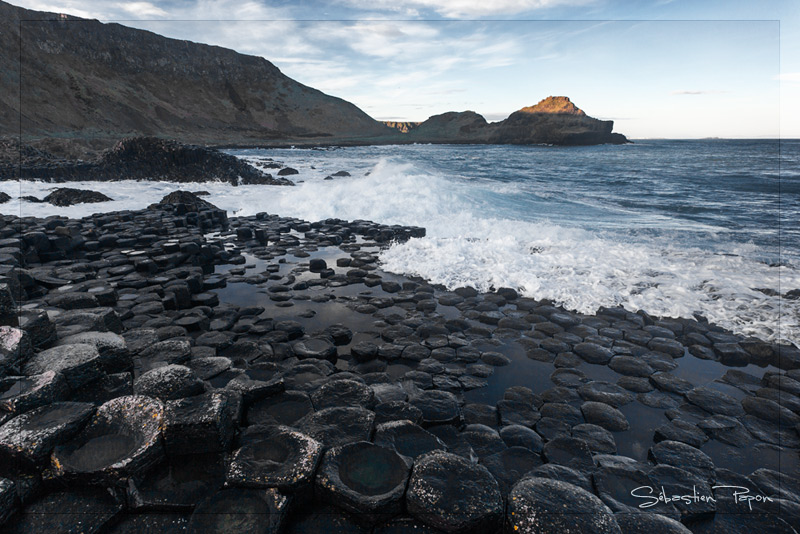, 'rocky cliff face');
407,97,627,145
0,1,393,152
381,121,422,133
